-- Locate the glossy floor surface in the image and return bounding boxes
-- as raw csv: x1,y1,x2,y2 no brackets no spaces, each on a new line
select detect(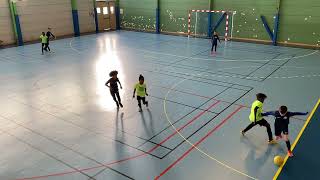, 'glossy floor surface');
0,31,319,180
